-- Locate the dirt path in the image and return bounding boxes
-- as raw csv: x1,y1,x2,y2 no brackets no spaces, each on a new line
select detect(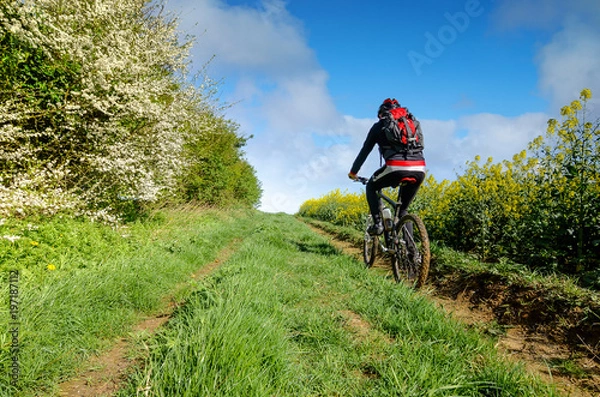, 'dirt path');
57,240,239,397
310,225,600,397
